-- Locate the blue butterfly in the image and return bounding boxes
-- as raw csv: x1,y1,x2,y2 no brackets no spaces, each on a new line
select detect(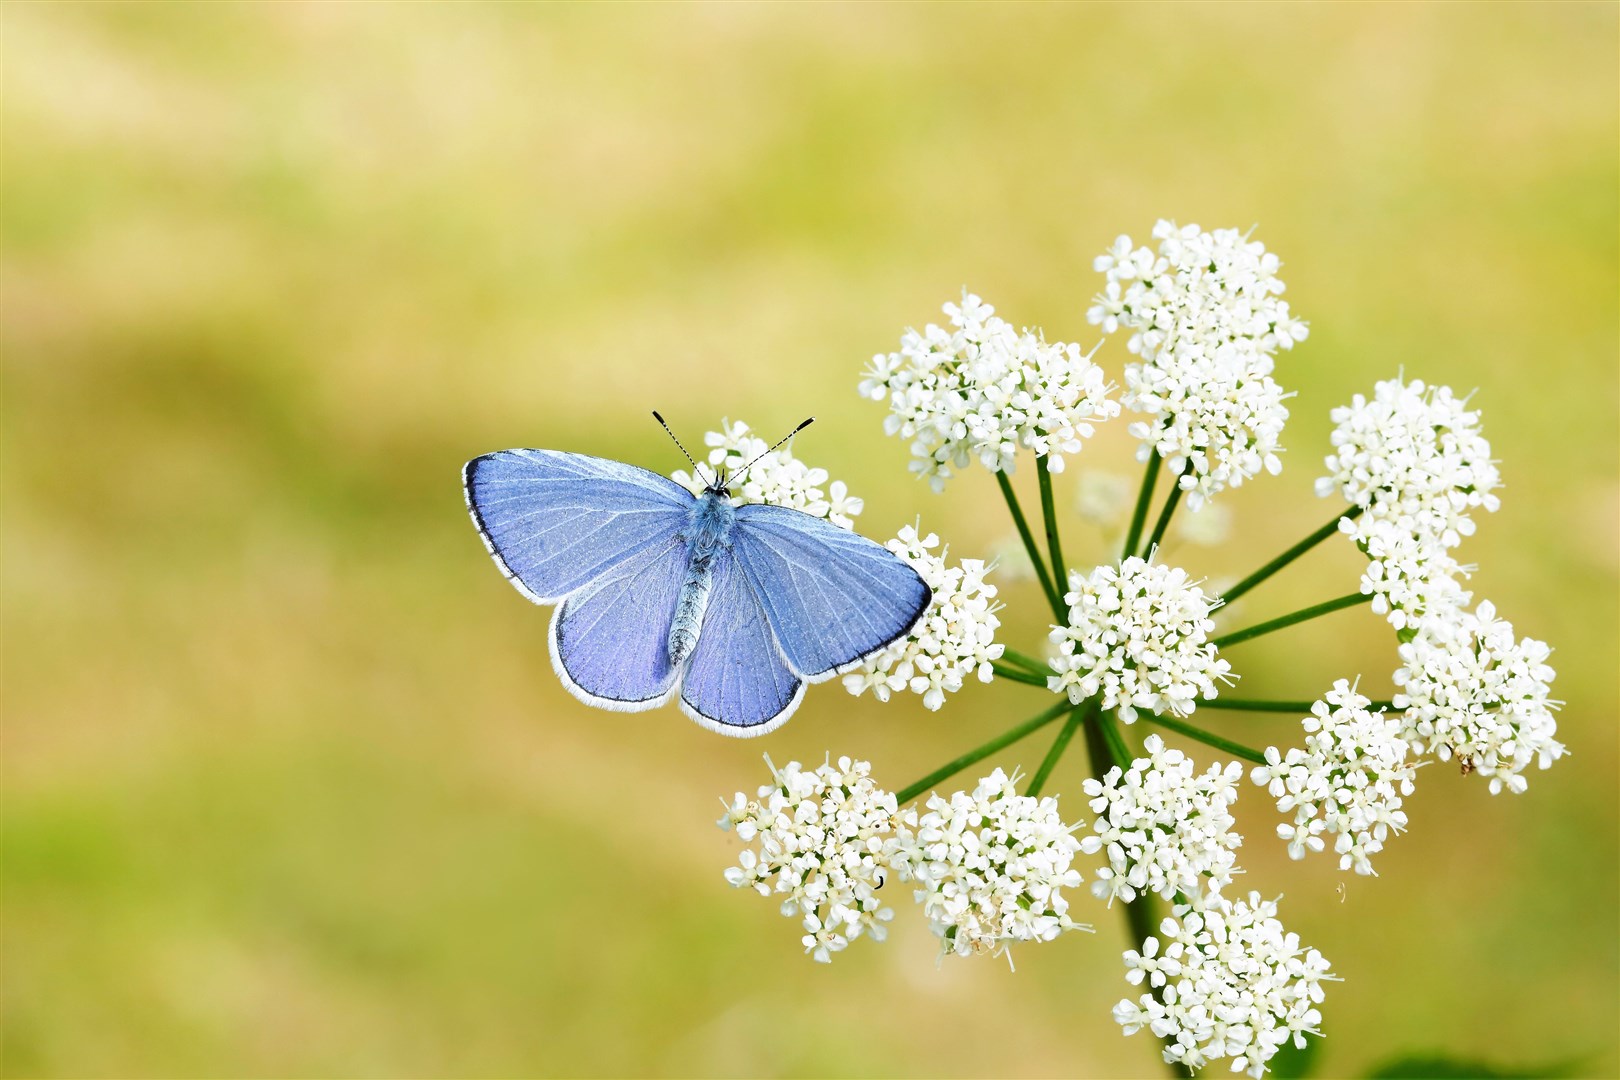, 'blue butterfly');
463,415,932,736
